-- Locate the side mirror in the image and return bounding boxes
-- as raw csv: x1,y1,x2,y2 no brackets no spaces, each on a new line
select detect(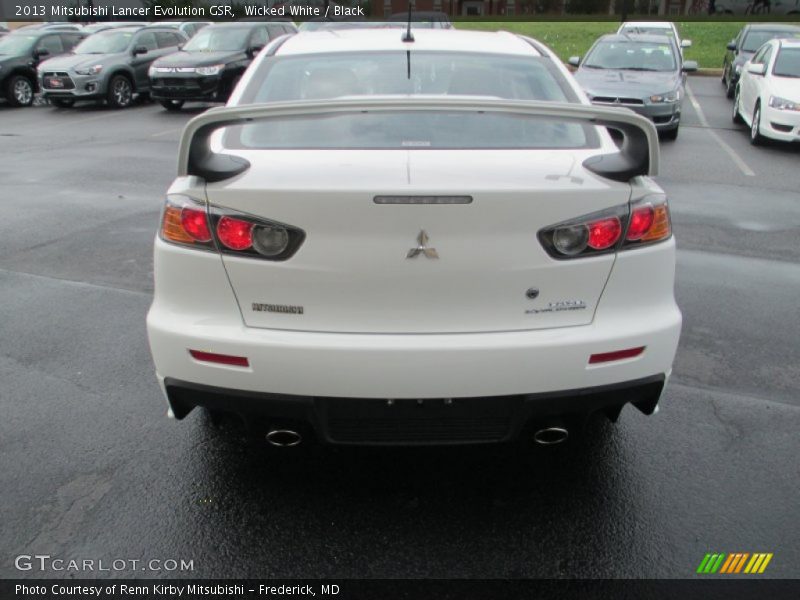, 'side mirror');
681,39,692,48
247,44,265,58
746,62,766,76
568,56,580,67
682,60,698,72
33,48,50,59
726,41,736,52
132,46,148,56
